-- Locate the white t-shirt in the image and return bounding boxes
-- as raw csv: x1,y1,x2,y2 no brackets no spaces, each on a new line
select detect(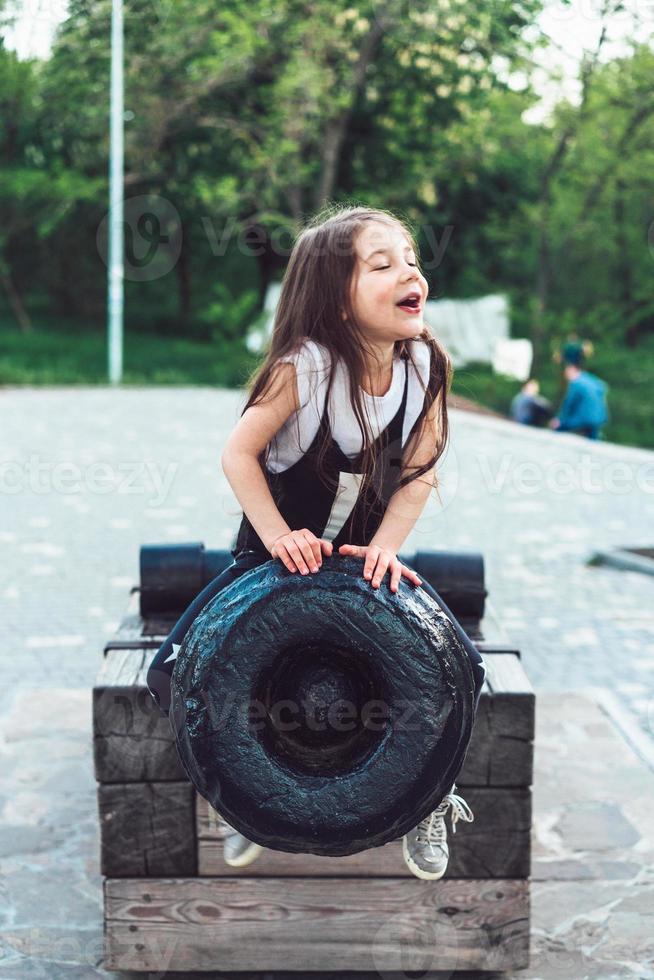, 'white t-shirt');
265,337,431,474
